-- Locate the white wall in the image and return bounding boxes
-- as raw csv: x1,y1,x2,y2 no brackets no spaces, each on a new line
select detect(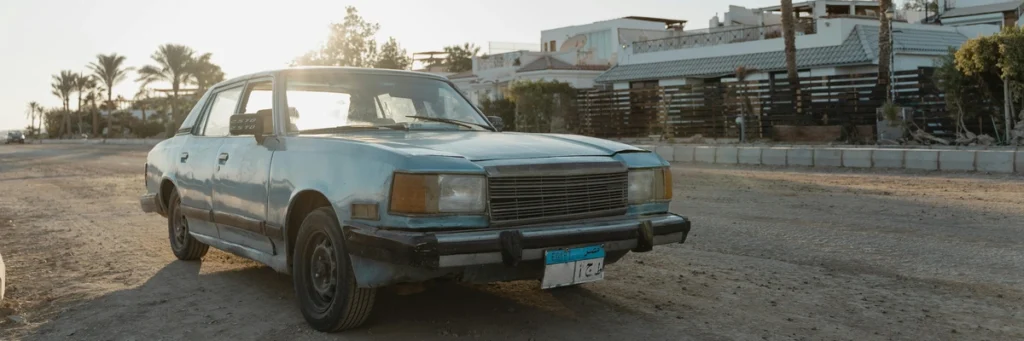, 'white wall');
620,18,976,66
955,0,1017,8
541,18,666,49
